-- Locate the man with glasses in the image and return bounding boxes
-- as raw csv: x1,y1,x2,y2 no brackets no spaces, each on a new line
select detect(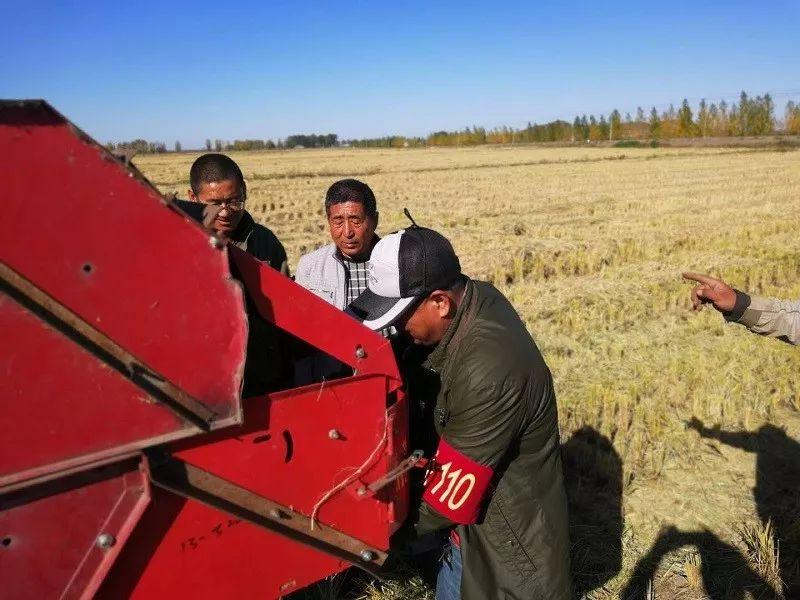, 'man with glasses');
188,153,289,275
188,153,290,394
